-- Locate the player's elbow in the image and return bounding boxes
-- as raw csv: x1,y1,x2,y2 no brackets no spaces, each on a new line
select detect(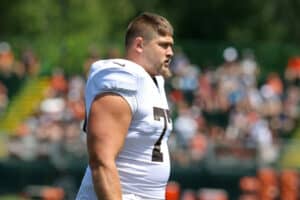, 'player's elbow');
89,154,115,171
